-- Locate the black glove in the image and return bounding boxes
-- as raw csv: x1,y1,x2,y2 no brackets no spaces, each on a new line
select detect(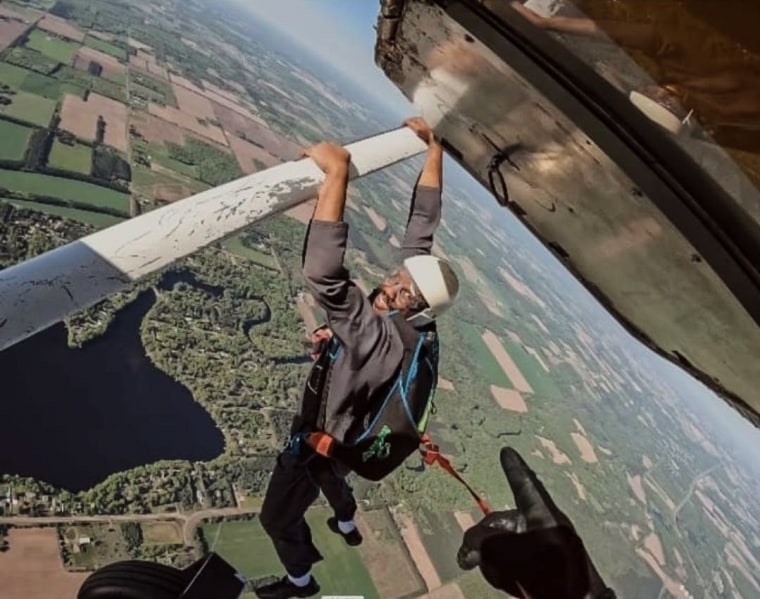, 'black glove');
457,447,616,599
